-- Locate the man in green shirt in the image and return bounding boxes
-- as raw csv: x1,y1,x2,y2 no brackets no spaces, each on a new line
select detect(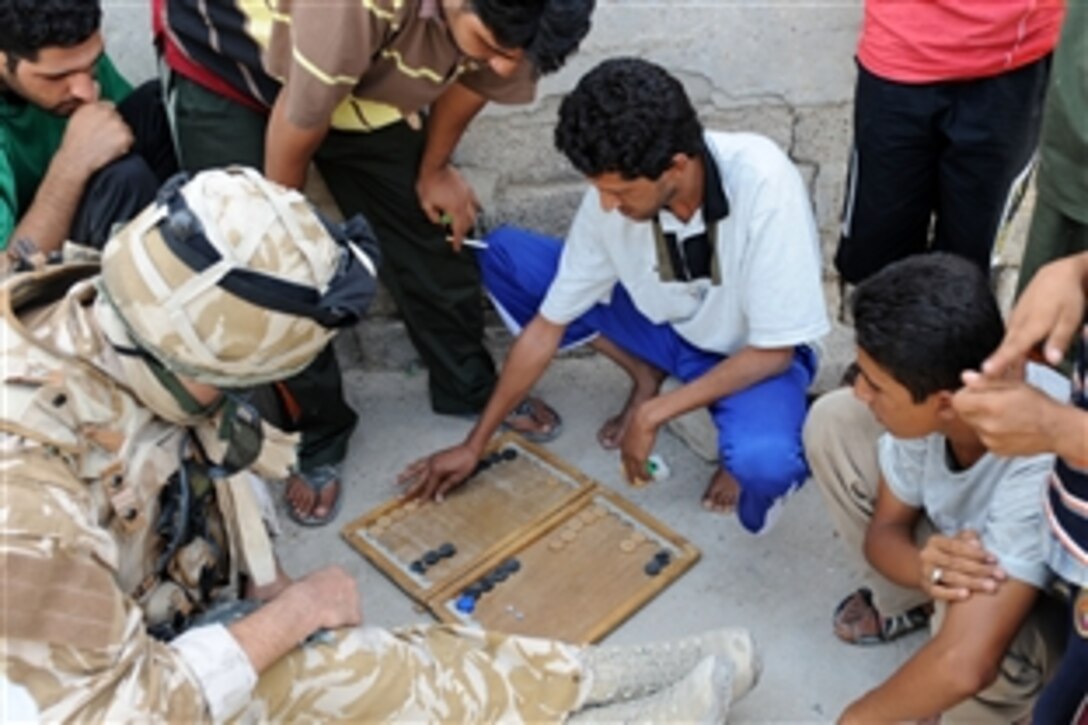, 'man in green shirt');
0,0,175,266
